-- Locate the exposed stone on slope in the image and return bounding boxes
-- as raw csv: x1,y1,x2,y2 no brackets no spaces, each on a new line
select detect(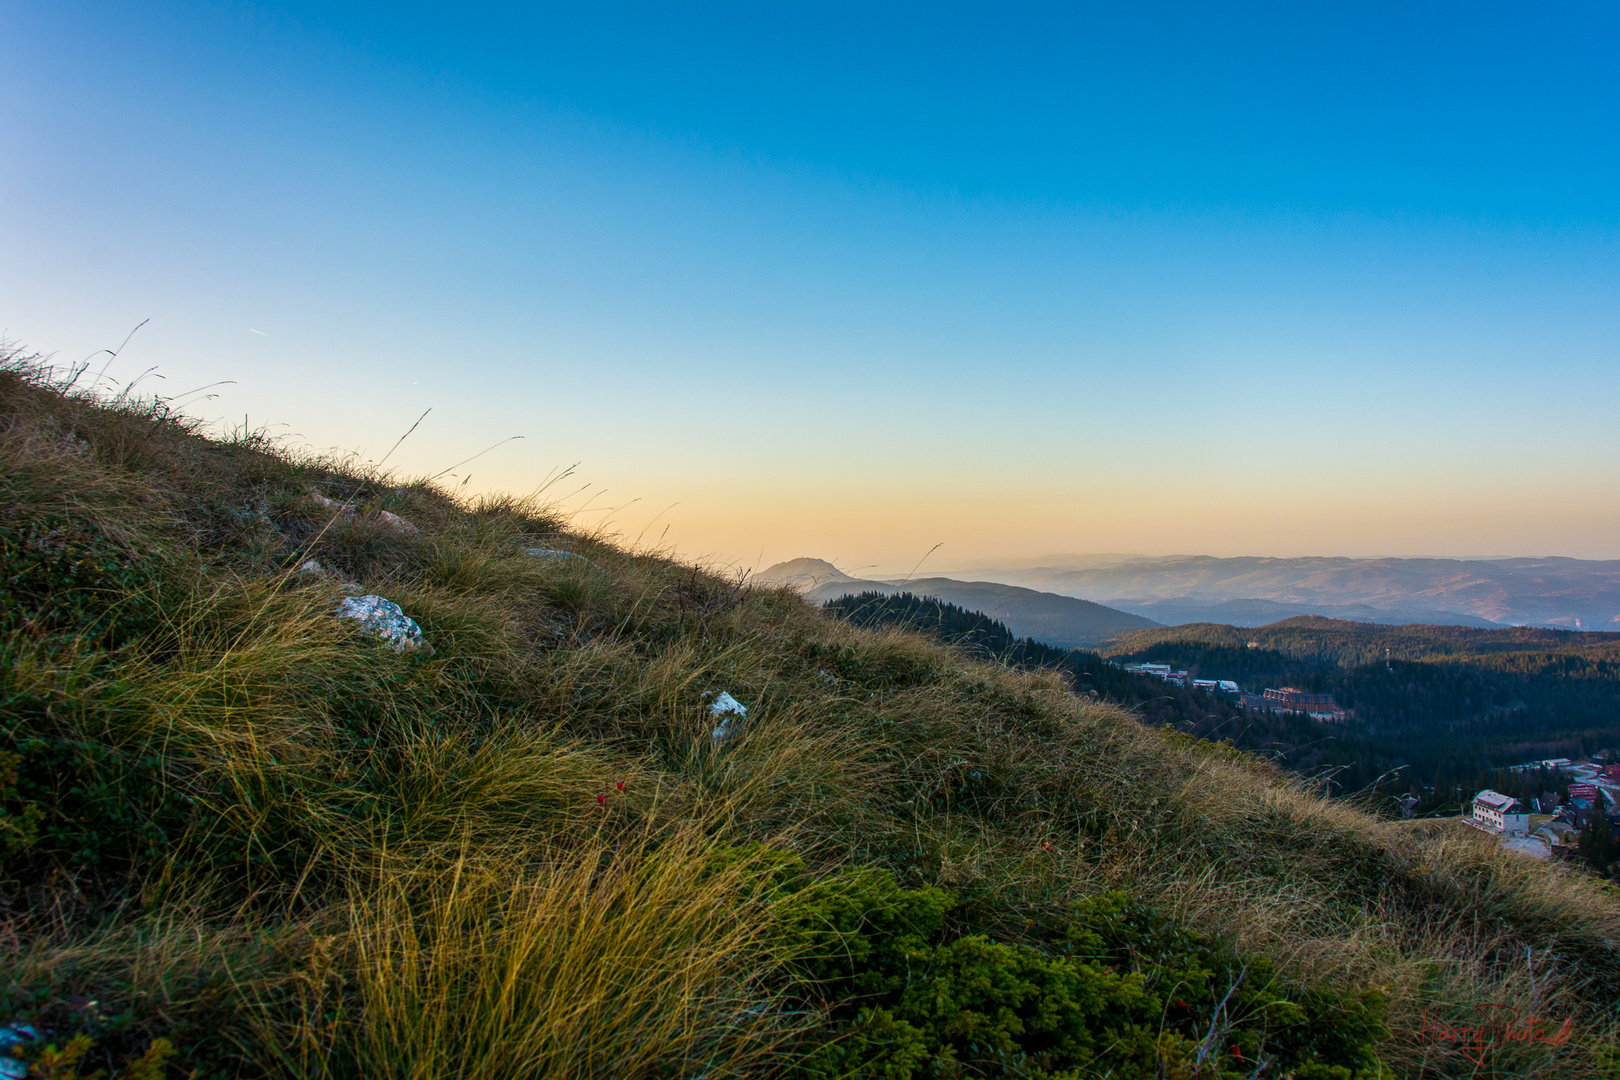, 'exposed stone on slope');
708,691,747,745
295,557,361,594
526,547,603,570
337,594,431,654
309,492,418,536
